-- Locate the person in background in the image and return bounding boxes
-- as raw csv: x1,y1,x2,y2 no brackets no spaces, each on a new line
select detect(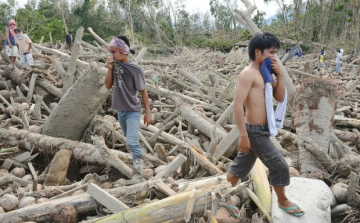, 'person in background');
335,49,343,74
4,20,19,69
104,35,152,185
14,28,34,72
318,50,325,71
65,31,72,50
297,47,302,59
